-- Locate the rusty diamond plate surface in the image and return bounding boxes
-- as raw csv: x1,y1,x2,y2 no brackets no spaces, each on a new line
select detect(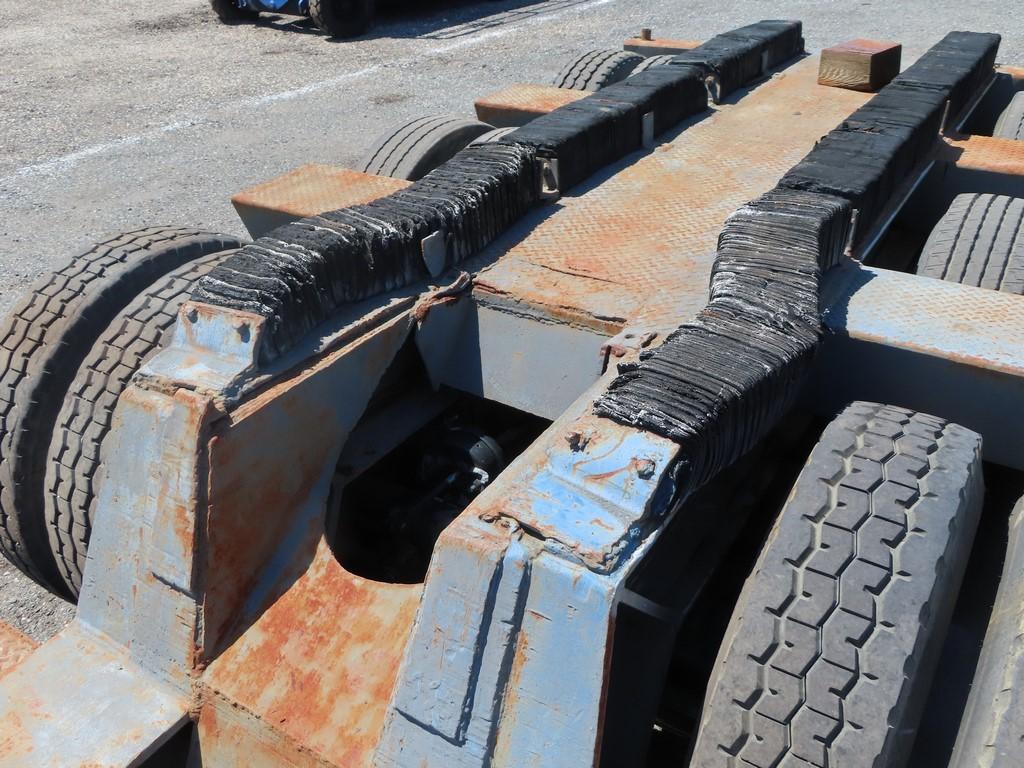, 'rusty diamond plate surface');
475,83,588,126
232,164,410,219
824,262,1024,375
474,56,870,332
942,134,1024,175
